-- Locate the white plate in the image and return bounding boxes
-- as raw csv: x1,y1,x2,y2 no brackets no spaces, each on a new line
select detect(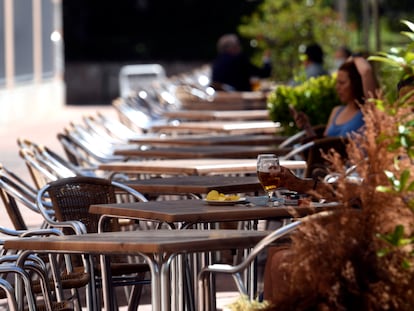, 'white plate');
204,198,247,206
